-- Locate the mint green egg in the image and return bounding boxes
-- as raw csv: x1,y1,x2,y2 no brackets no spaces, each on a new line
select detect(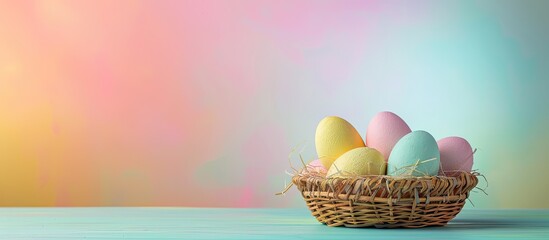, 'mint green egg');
387,130,440,176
